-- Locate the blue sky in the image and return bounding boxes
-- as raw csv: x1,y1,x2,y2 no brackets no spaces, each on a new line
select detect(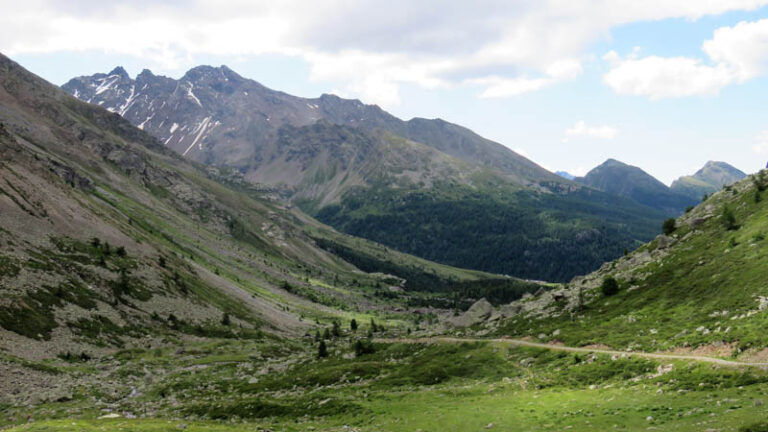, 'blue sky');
4,0,768,184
